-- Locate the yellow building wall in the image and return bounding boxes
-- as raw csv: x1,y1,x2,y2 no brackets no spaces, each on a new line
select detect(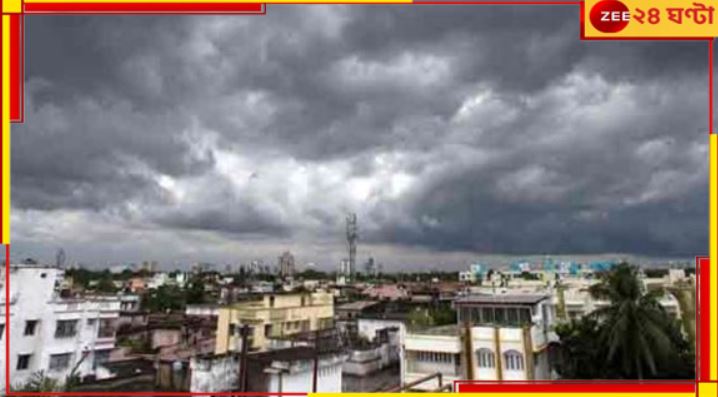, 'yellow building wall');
215,292,334,354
